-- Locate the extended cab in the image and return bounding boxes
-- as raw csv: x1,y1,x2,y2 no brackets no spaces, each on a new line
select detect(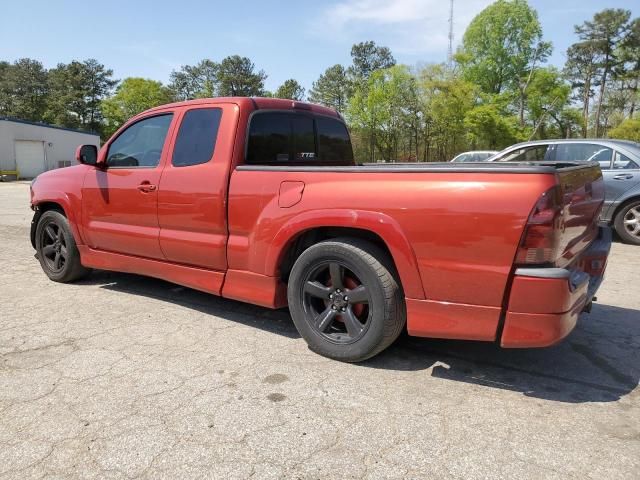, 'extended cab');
30,97,611,361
